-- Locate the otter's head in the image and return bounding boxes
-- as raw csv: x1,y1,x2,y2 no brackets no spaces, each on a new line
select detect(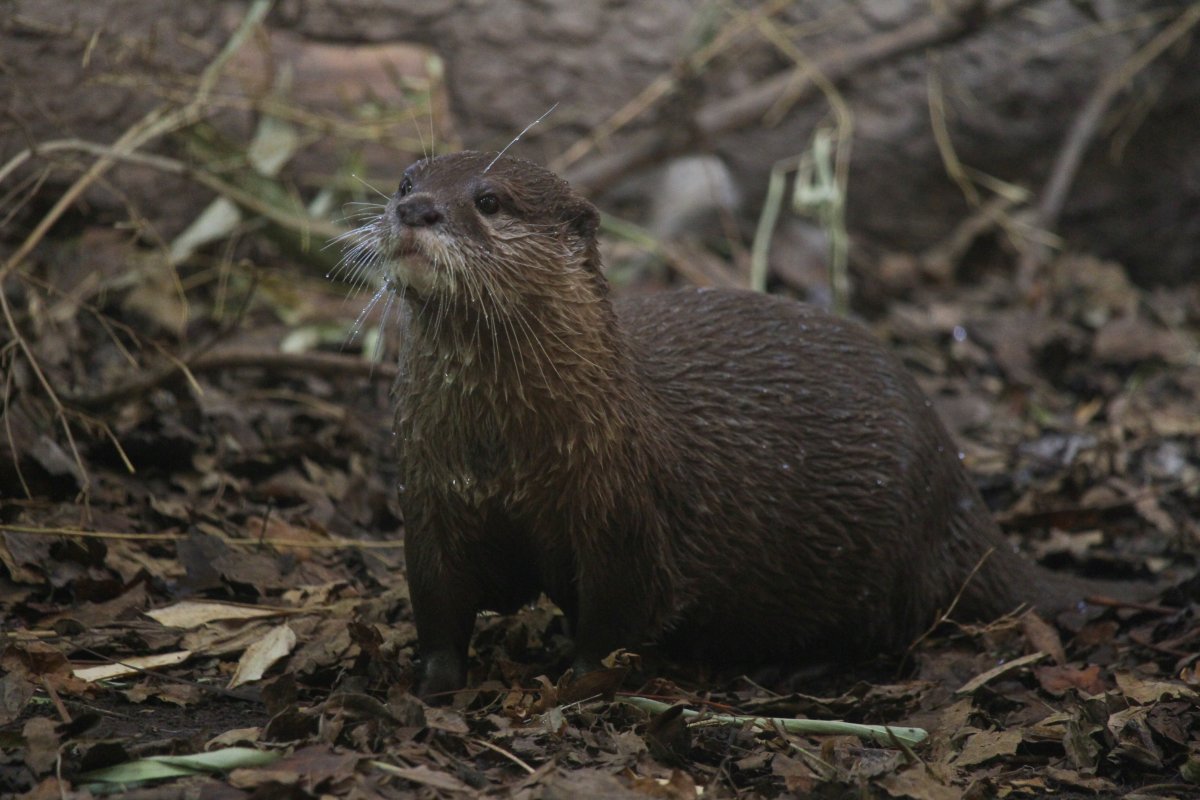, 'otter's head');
378,151,603,307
